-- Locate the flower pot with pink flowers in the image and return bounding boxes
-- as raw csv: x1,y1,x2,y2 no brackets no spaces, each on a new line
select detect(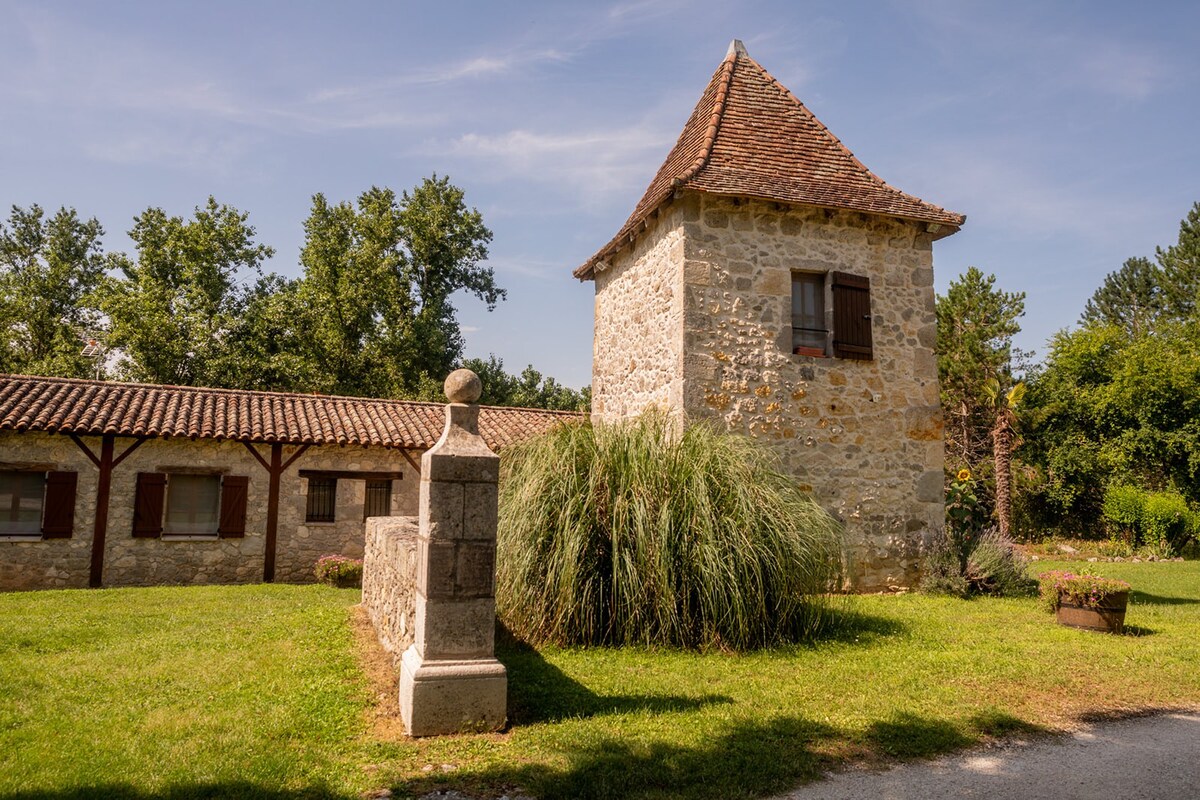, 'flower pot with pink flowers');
1038,570,1131,634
